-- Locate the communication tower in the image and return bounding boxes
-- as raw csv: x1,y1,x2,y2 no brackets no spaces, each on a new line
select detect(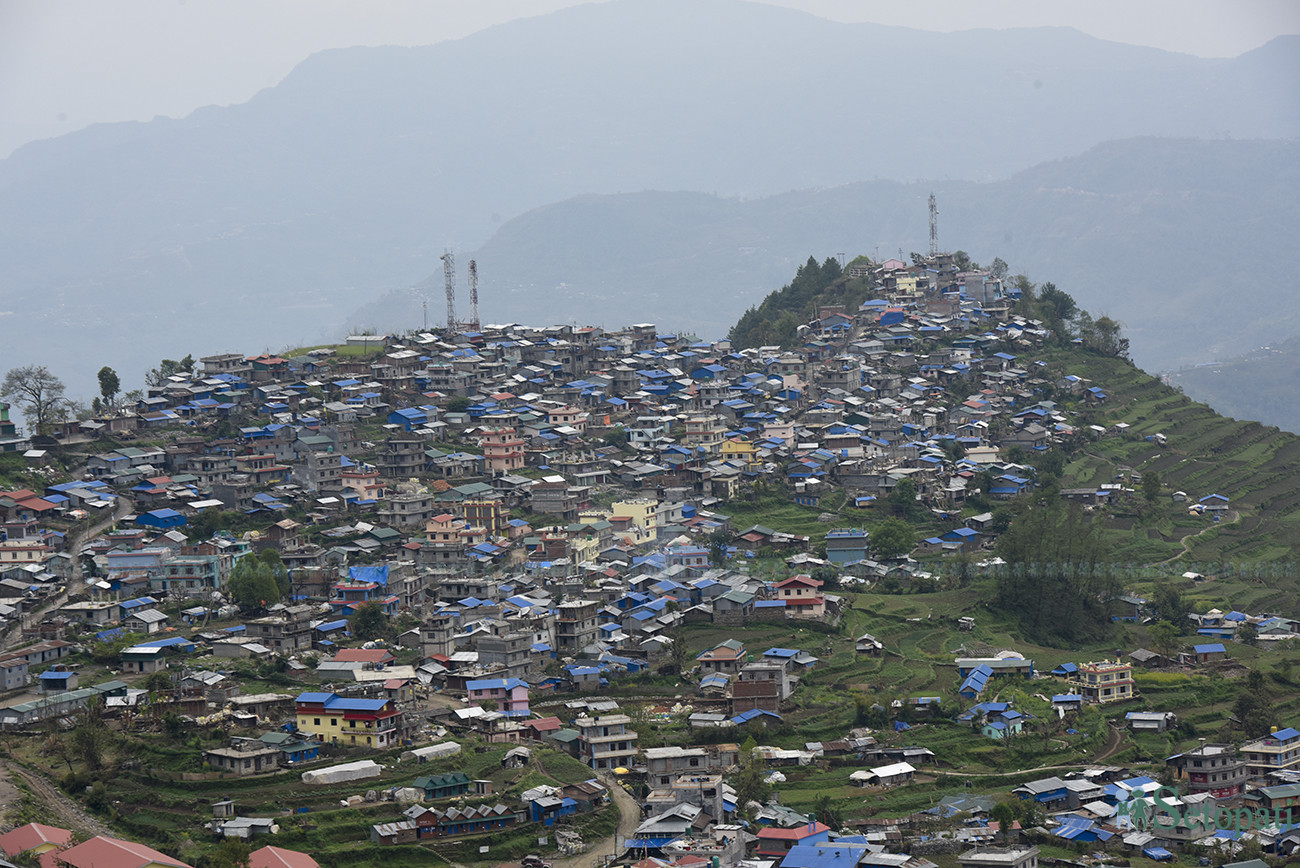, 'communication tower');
440,249,456,331
928,193,938,257
468,259,480,331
